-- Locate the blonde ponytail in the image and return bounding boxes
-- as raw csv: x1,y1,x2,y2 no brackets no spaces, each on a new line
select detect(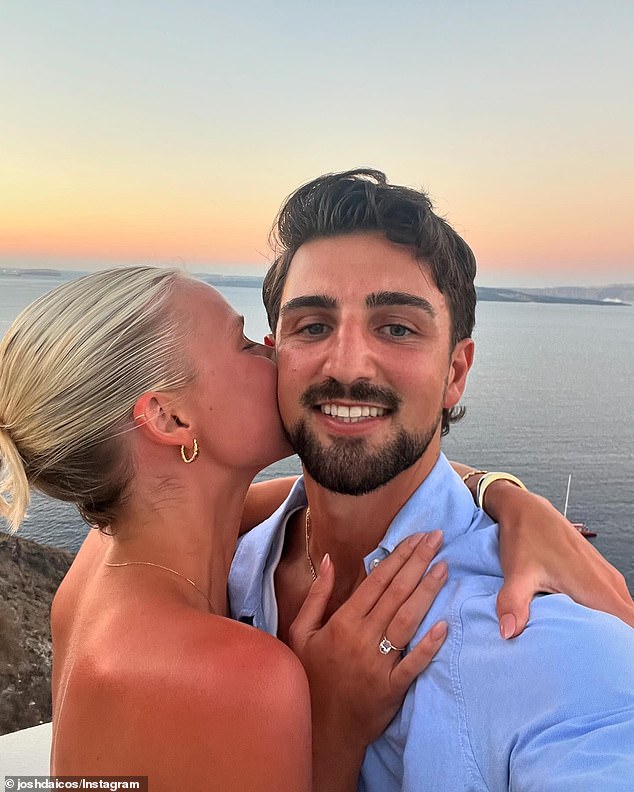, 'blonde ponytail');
0,423,29,532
